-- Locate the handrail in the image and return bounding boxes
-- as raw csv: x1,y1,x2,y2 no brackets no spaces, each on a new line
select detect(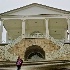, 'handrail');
6,34,22,48
4,34,65,60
